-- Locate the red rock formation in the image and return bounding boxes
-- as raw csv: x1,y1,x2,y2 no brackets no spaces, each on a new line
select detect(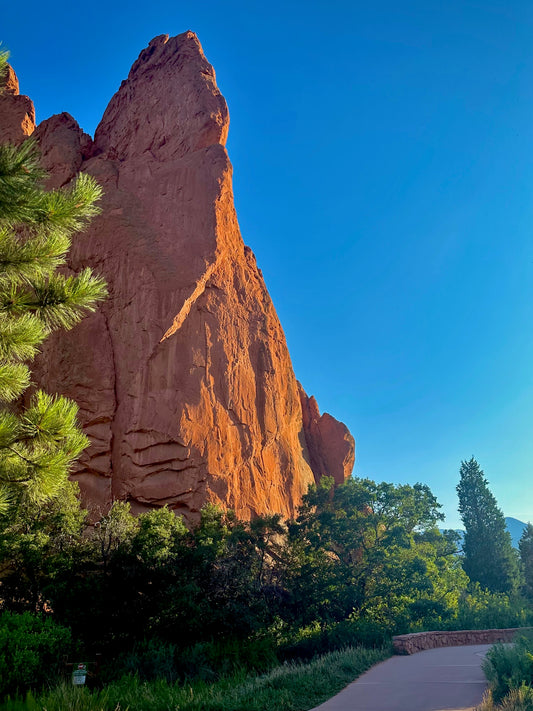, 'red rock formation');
0,64,35,143
298,385,355,487
1,33,355,521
